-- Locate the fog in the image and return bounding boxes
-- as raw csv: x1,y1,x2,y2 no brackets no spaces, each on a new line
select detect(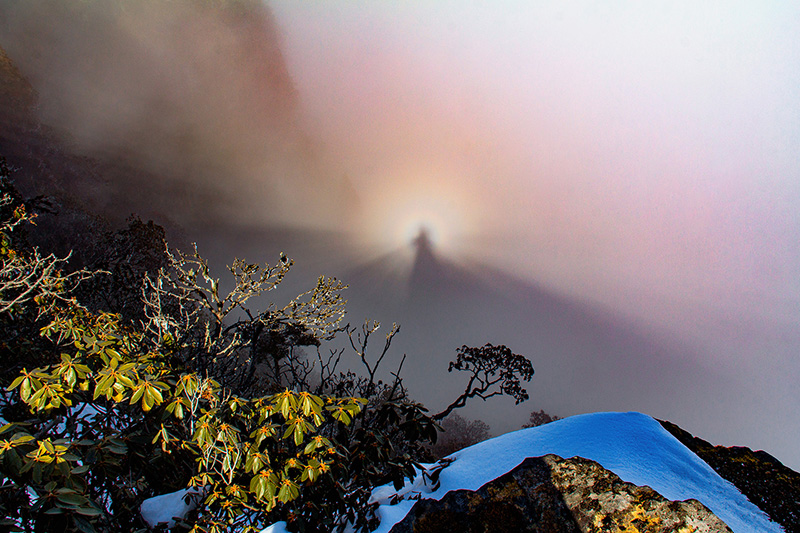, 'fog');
271,1,800,469
1,1,799,469
0,0,358,229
